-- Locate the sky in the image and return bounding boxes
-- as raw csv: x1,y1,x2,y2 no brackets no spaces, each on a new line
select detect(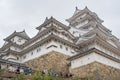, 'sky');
0,0,120,47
